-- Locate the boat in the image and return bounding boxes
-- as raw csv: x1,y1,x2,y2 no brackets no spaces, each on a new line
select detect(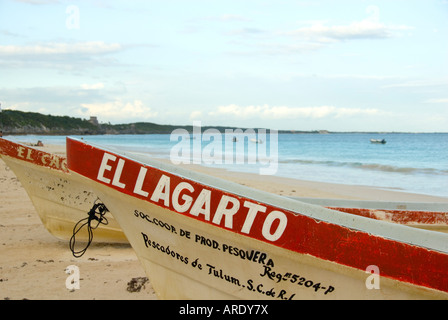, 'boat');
0,138,127,244
370,139,386,144
295,197,448,234
1,137,443,249
66,137,448,300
